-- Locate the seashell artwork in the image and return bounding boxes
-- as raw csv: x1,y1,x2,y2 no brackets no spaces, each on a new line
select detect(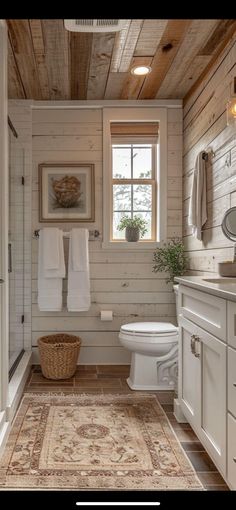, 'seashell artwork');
51,175,82,208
